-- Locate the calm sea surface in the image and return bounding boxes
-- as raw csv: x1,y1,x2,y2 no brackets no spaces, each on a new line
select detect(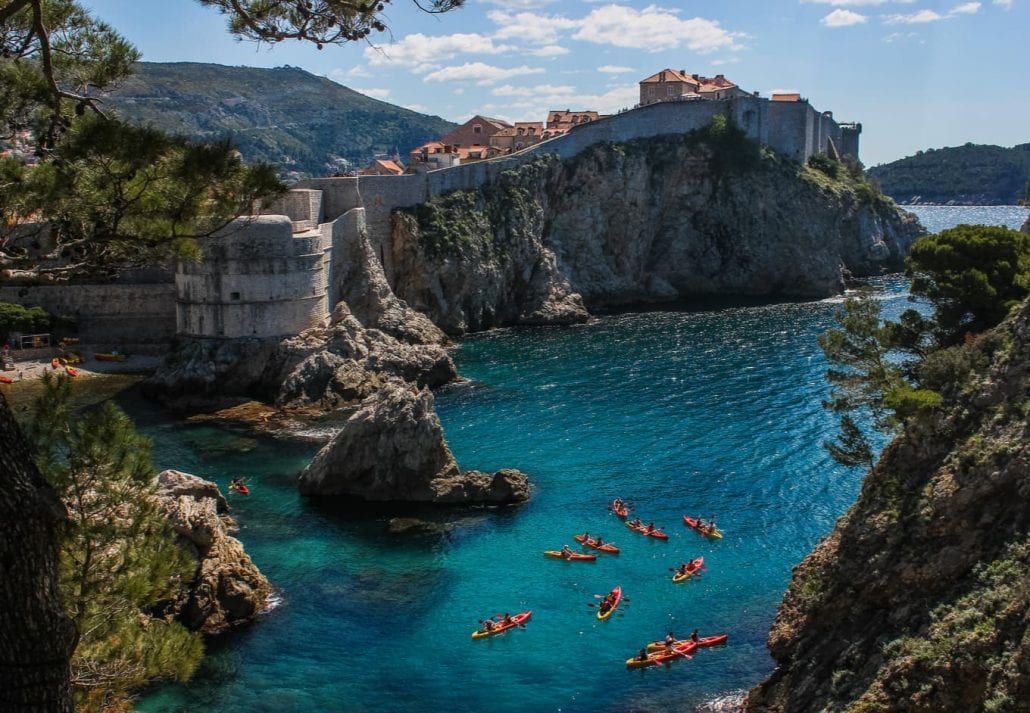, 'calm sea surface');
137,205,1026,712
